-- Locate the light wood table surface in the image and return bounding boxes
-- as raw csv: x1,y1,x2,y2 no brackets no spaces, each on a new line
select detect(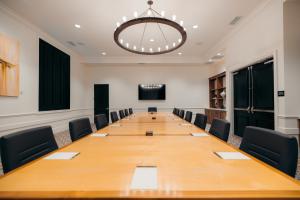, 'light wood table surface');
98,112,203,136
0,112,300,199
